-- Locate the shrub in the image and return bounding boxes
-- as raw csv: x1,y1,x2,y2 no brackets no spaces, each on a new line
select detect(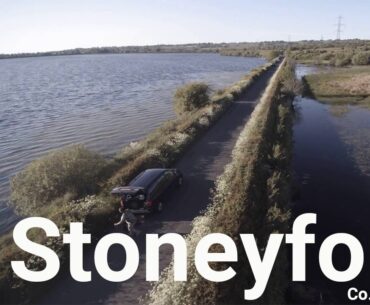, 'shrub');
334,52,352,67
319,52,334,61
352,52,370,65
173,82,209,115
10,145,106,215
266,50,282,61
